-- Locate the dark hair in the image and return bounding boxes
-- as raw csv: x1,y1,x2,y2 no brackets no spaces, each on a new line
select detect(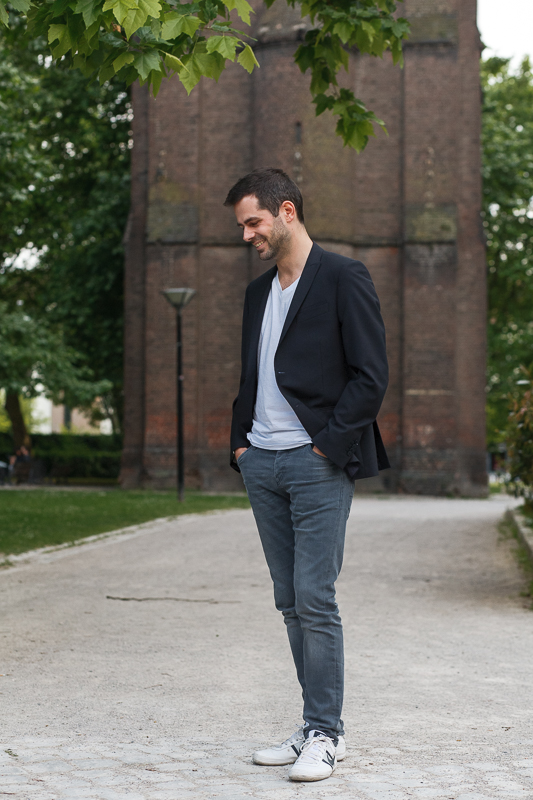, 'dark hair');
224,168,305,223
